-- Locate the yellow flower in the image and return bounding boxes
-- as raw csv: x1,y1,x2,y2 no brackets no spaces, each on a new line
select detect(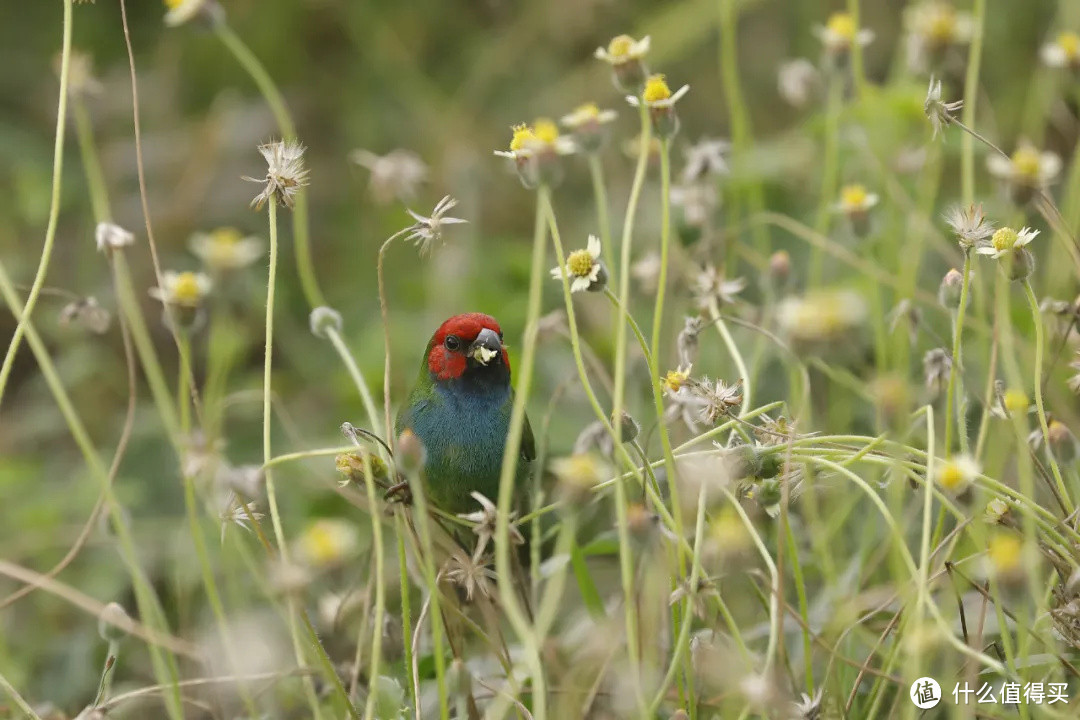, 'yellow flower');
1043,31,1080,68
827,13,857,42
561,102,617,129
149,270,212,308
984,497,1010,525
1059,31,1080,60
707,506,751,557
163,0,213,27
1011,146,1042,179
533,118,560,145
1003,389,1029,414
836,184,879,213
992,227,1018,253
935,455,979,494
297,519,359,567
550,235,605,292
189,227,263,272
594,34,651,65
509,124,536,153
987,532,1022,578
663,365,692,393
643,75,672,103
